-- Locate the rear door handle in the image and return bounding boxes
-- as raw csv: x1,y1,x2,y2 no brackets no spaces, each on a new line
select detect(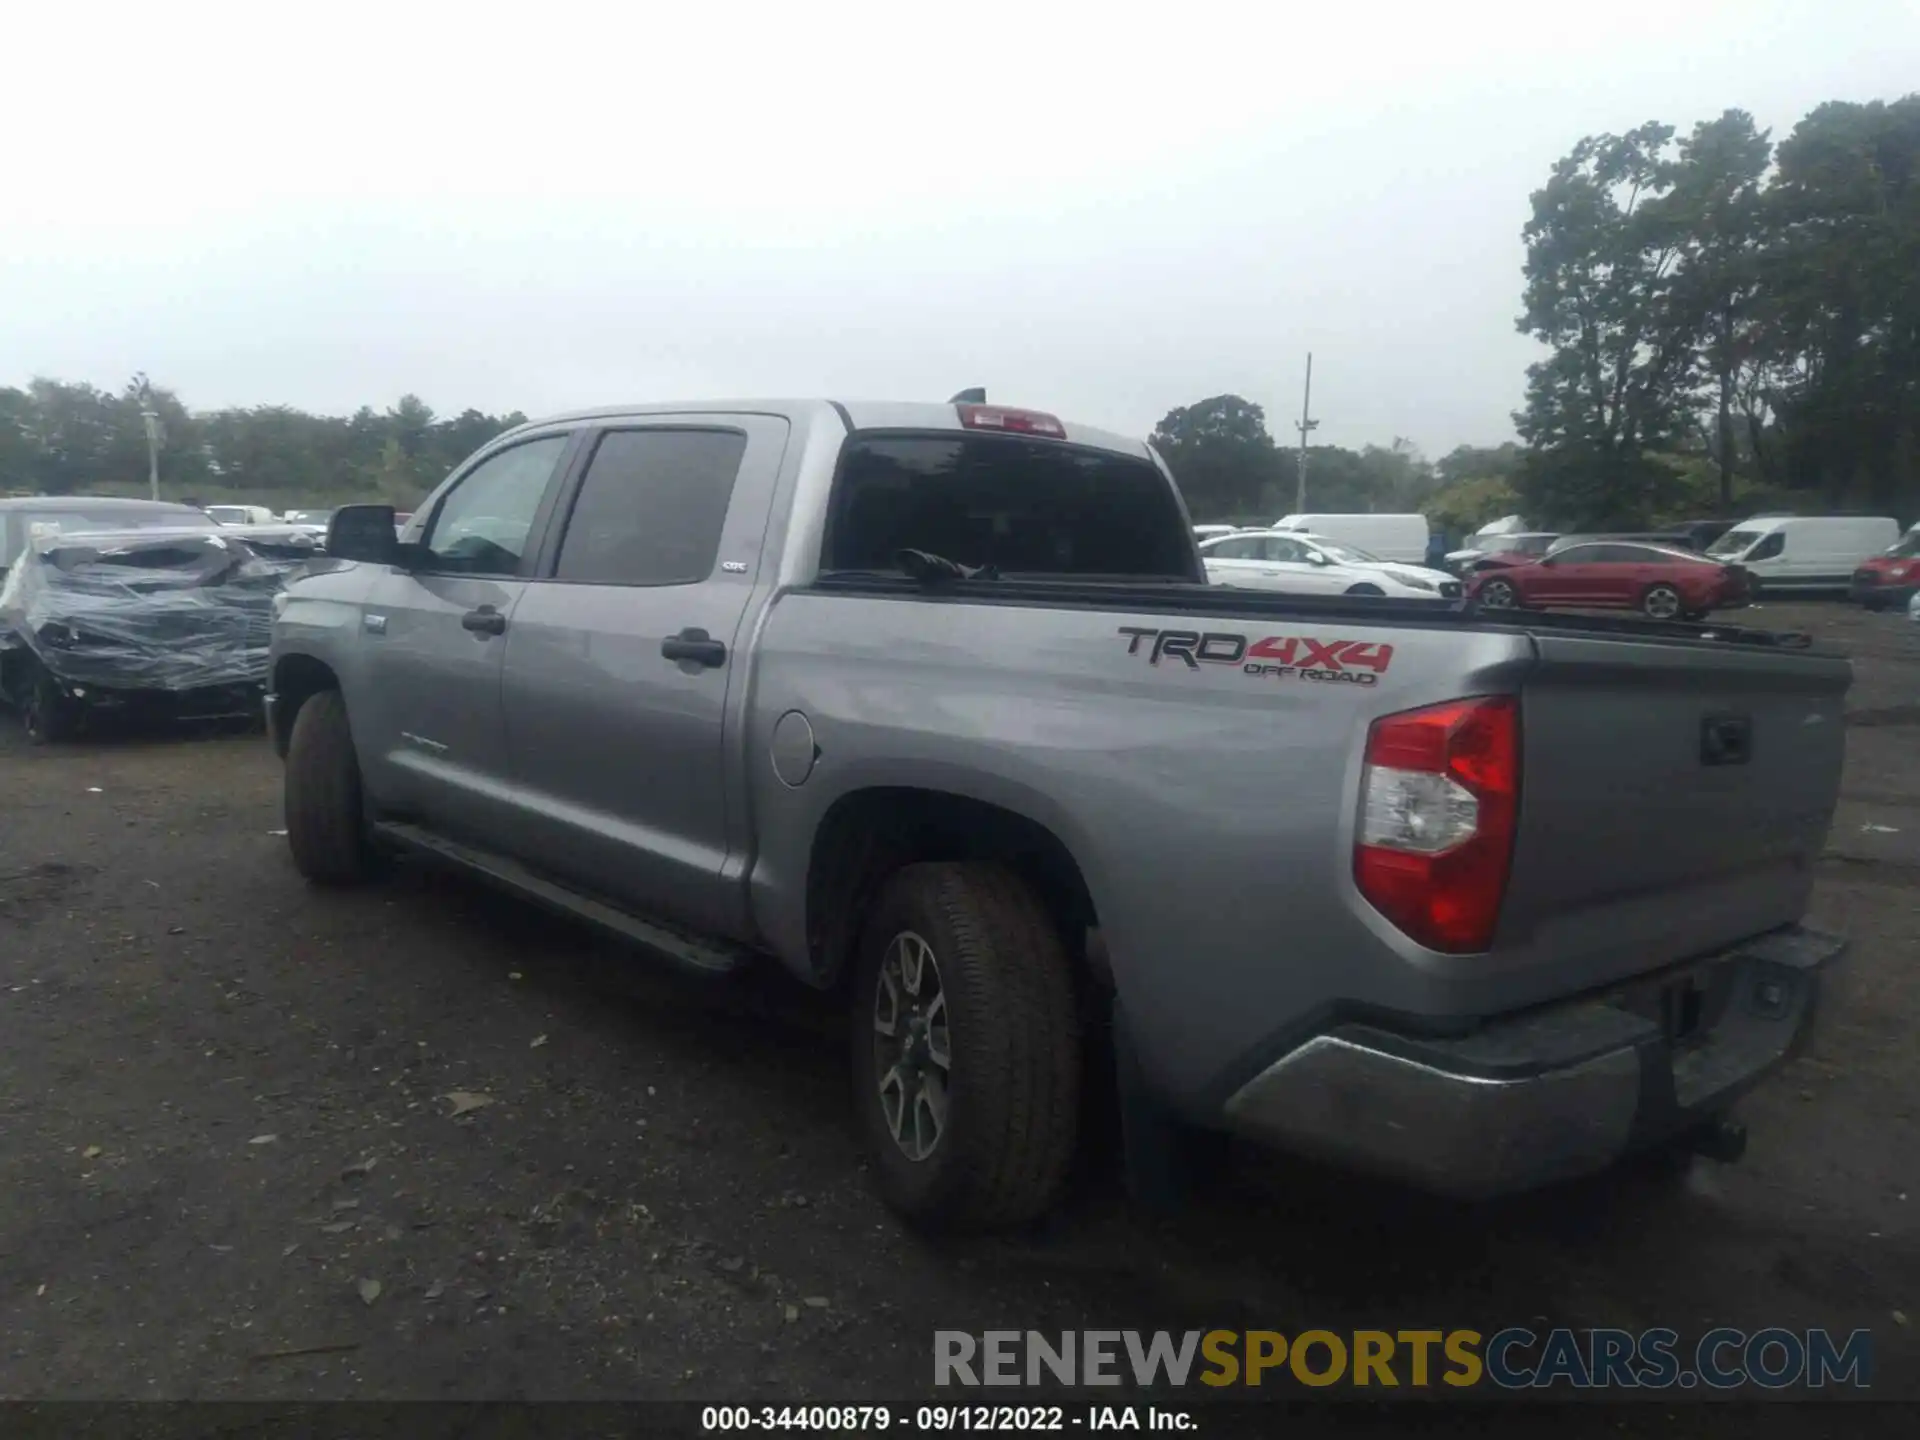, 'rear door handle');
661,627,727,668
462,606,507,636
